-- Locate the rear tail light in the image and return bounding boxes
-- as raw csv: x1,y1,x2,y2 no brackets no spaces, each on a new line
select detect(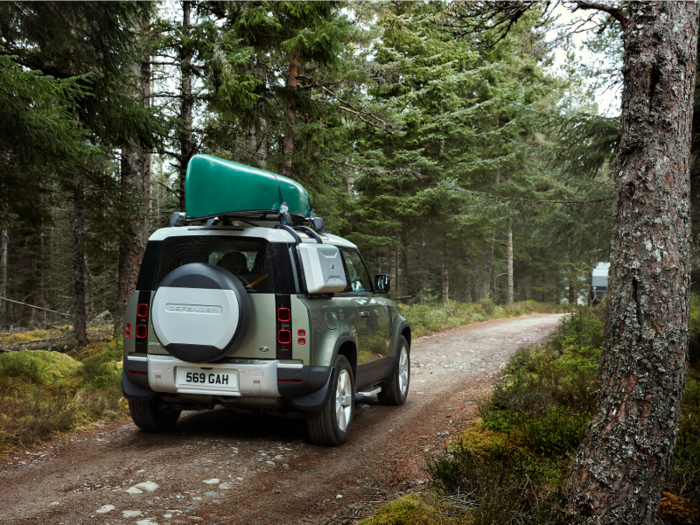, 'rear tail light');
298,337,306,345
277,303,292,359
297,329,305,336
136,324,147,339
277,308,291,322
137,303,148,317
125,323,132,338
